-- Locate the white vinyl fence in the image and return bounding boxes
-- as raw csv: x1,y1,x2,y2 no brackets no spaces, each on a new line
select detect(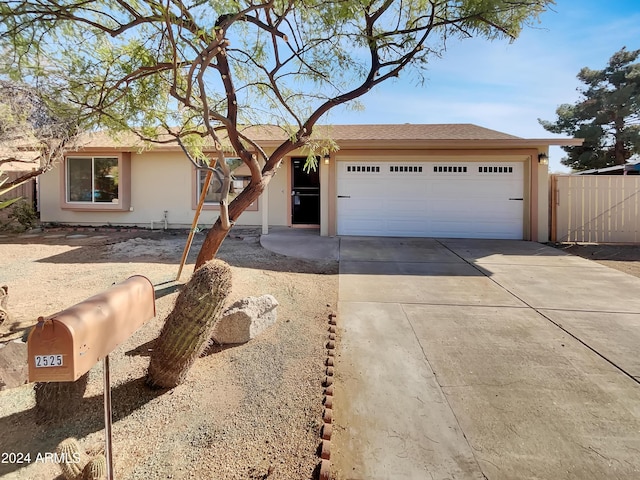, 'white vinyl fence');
551,175,640,243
